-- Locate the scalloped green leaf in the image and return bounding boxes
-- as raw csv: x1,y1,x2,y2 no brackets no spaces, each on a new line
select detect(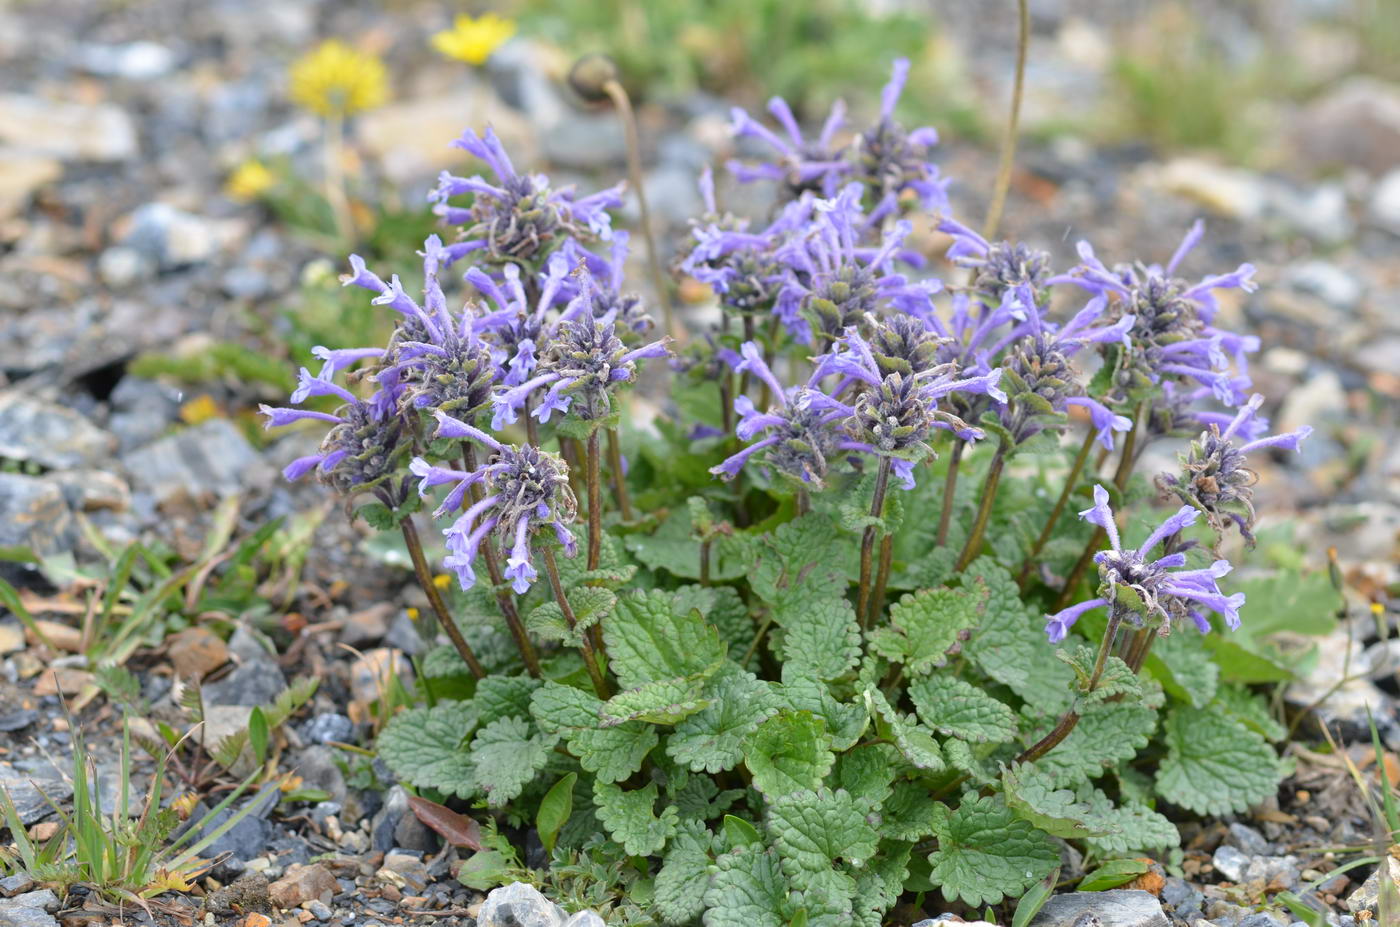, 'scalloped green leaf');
1002,762,1107,839
1035,699,1158,780
703,846,789,927
926,794,1059,908
600,677,710,726
669,663,779,773
909,675,1018,743
774,674,868,751
964,558,1077,712
625,506,755,581
529,682,657,783
593,780,679,857
766,788,879,873
778,595,862,682
604,589,727,690
656,820,714,925
868,584,984,675
468,716,551,807
865,686,943,772
1155,706,1284,815
527,587,617,645
742,710,835,798
376,700,478,799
